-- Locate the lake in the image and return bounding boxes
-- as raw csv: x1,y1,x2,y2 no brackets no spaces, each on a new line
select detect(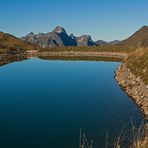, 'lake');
0,58,143,148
